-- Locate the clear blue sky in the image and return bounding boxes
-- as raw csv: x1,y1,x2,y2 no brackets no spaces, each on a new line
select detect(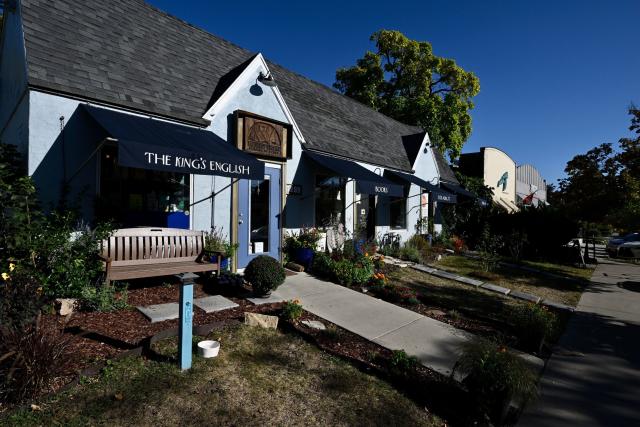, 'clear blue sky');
148,0,639,185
